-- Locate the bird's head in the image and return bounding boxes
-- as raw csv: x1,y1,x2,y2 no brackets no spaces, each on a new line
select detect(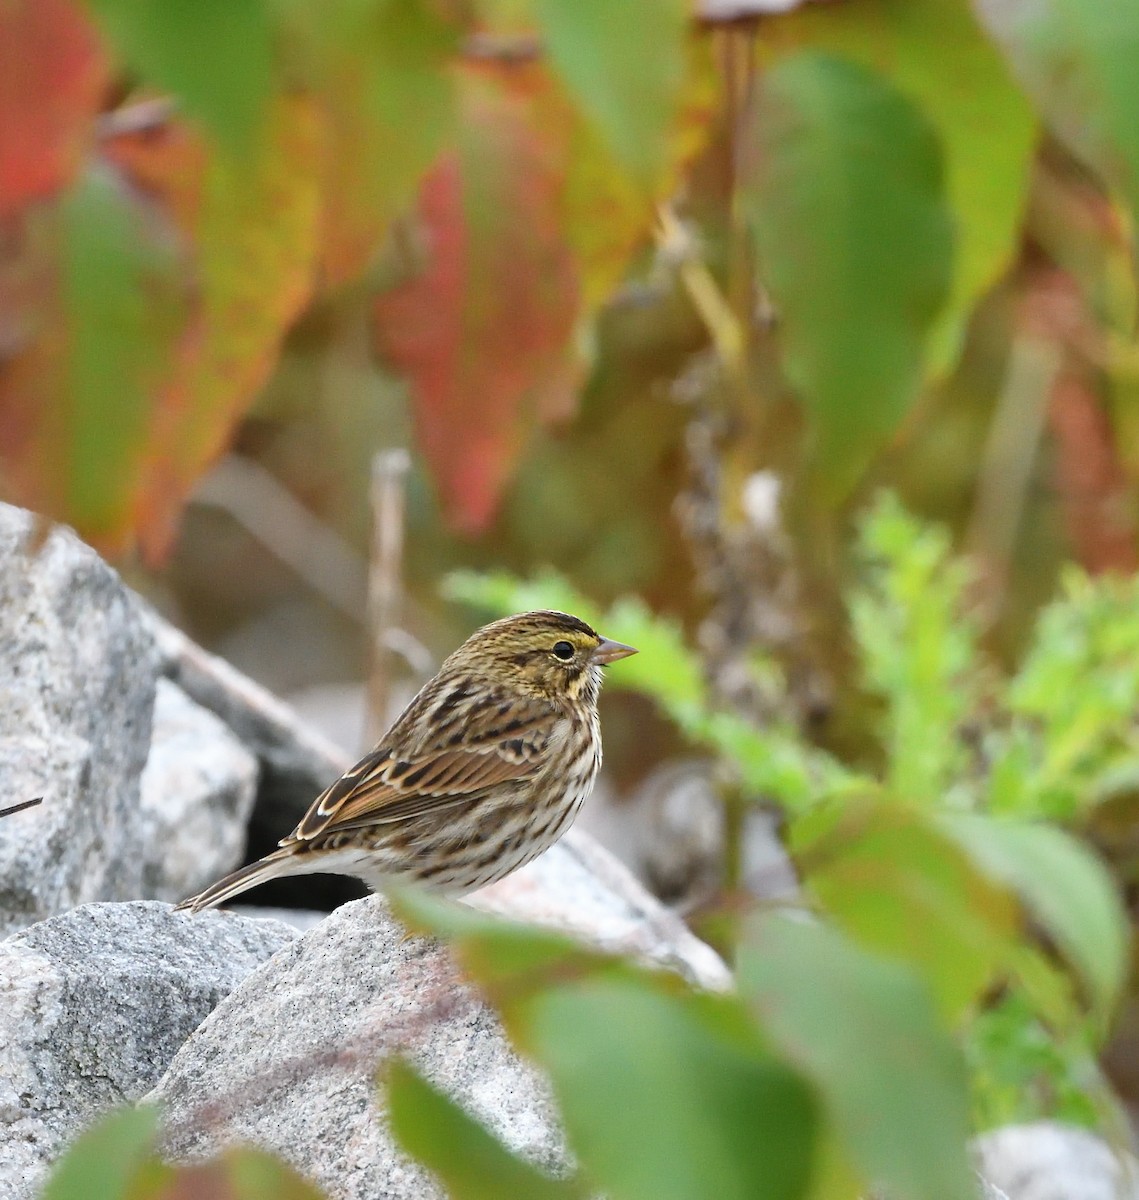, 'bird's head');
451,610,637,707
